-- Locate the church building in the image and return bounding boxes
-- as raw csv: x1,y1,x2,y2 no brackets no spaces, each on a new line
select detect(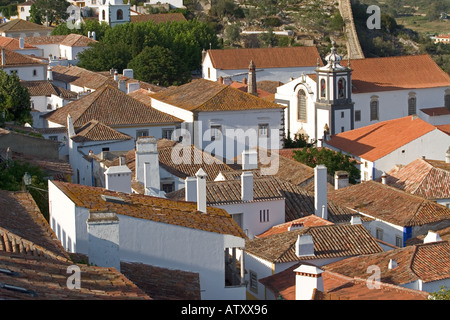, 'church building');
98,0,130,27
275,43,450,143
